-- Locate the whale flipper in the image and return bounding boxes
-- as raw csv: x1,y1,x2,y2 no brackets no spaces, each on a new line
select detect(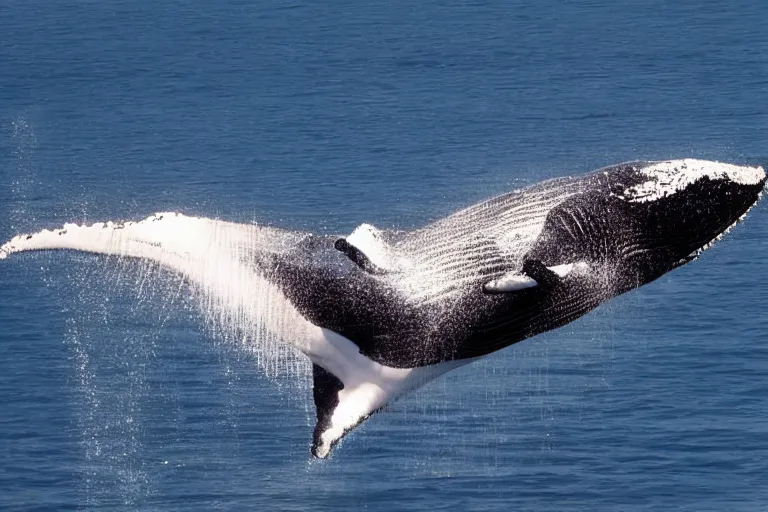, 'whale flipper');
0,212,323,359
